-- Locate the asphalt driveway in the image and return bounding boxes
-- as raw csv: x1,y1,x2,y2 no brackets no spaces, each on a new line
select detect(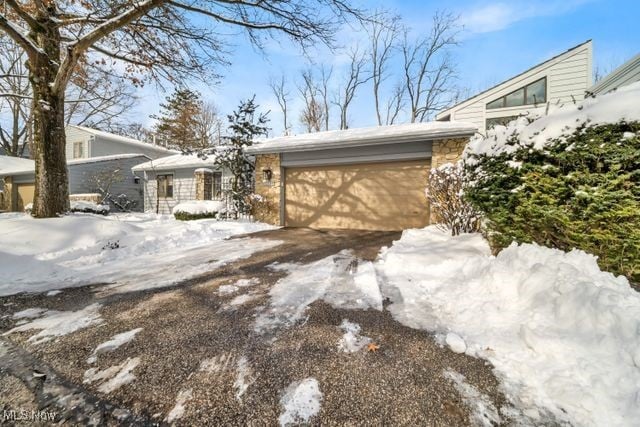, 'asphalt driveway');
0,228,509,426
